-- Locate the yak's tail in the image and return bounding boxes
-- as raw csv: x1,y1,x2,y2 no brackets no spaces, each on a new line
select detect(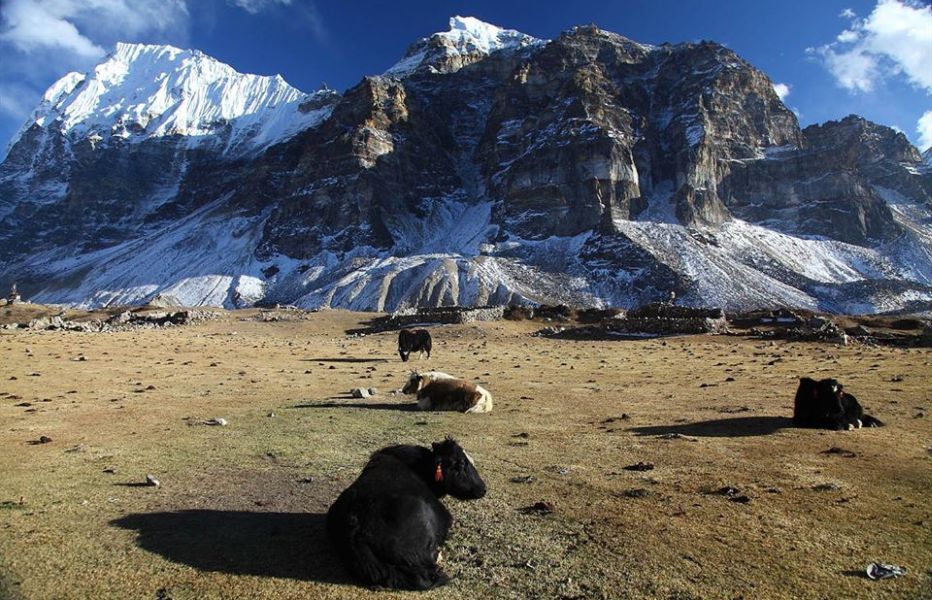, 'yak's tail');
860,414,884,428
350,536,449,590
